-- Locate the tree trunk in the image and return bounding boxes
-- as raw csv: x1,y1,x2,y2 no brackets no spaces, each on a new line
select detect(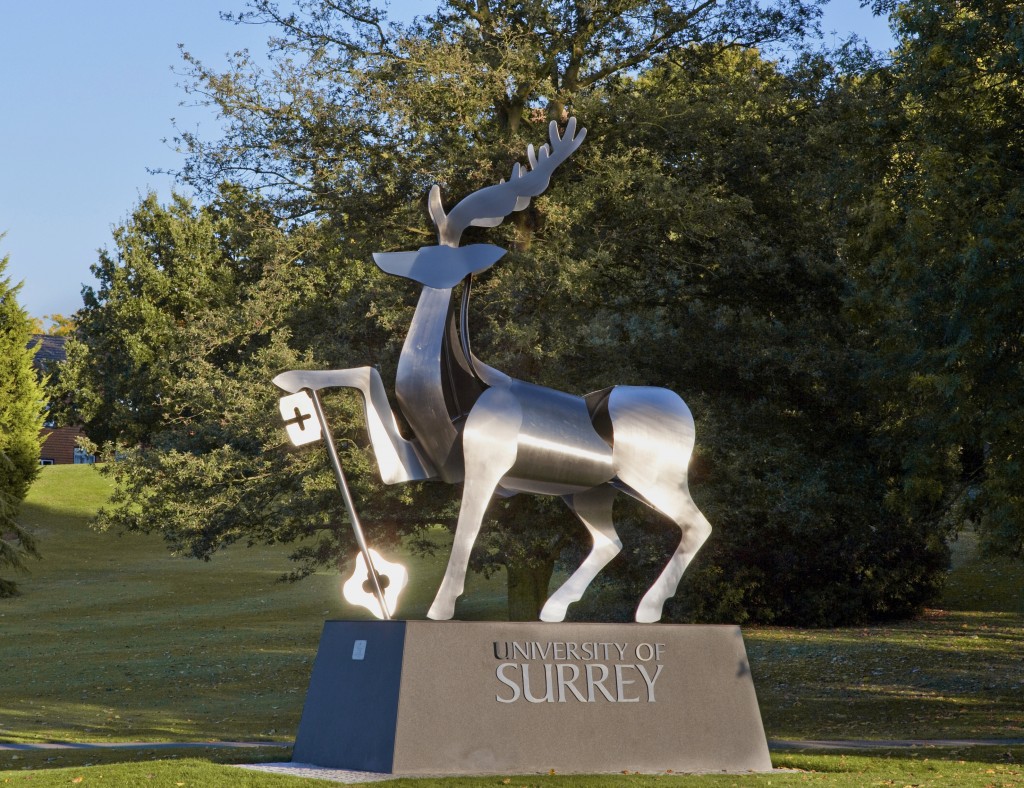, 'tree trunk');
506,558,555,621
